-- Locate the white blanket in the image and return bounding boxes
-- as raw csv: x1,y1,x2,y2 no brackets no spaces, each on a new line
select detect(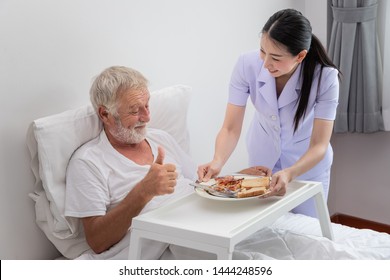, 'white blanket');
75,213,390,260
